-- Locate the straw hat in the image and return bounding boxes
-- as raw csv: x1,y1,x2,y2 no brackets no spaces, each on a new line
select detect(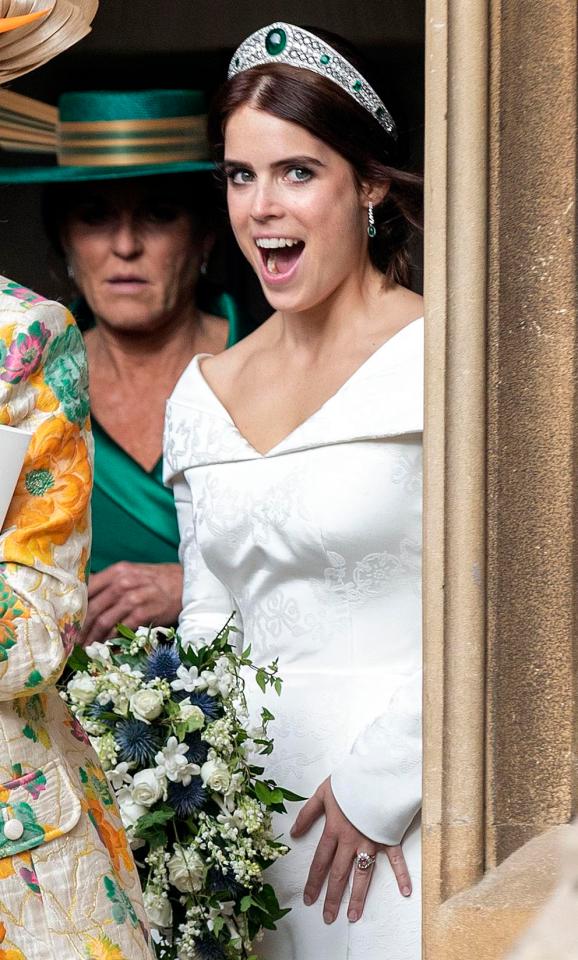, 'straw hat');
0,1,98,83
